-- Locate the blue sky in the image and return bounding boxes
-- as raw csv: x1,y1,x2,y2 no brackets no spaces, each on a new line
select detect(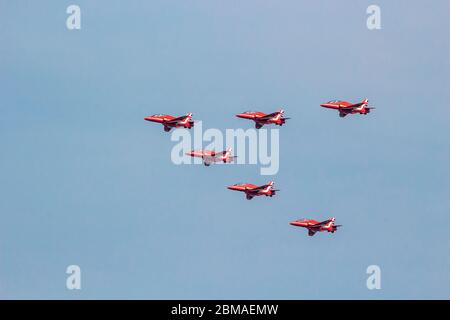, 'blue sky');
1,0,449,299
